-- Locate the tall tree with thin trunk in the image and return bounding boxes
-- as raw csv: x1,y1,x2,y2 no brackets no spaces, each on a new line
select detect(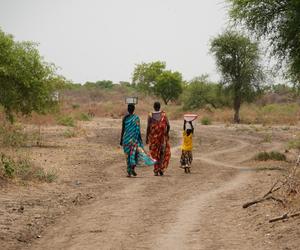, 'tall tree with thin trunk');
228,0,300,85
210,31,264,123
